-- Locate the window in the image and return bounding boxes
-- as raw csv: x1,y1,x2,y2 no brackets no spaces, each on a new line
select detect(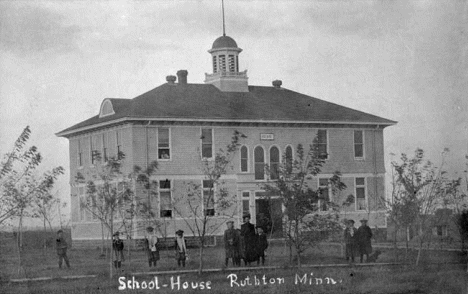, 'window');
159,180,172,218
116,130,123,159
236,56,239,72
102,133,108,162
100,100,115,117
228,55,235,72
201,128,213,158
240,146,248,172
77,139,83,167
270,146,280,180
254,146,265,180
219,55,226,72
242,191,250,216
355,177,366,211
158,128,171,160
91,135,99,165
435,225,447,237
354,130,364,158
79,187,85,221
285,145,293,173
317,130,328,159
212,55,217,73
318,178,329,211
203,180,215,216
